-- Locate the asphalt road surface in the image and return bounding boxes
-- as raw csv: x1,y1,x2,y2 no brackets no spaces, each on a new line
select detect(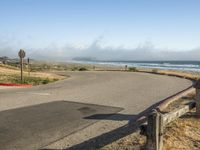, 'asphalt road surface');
0,71,192,150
